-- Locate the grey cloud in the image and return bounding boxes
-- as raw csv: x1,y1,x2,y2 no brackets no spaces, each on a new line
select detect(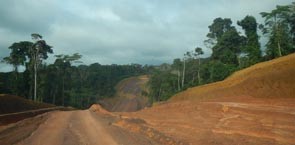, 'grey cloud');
0,0,294,72
0,0,61,35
